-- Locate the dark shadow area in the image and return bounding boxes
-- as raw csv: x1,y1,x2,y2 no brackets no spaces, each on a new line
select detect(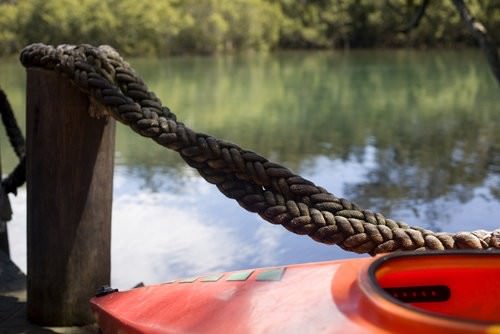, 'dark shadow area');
0,250,98,333
0,250,54,333
0,296,56,334
0,250,25,293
